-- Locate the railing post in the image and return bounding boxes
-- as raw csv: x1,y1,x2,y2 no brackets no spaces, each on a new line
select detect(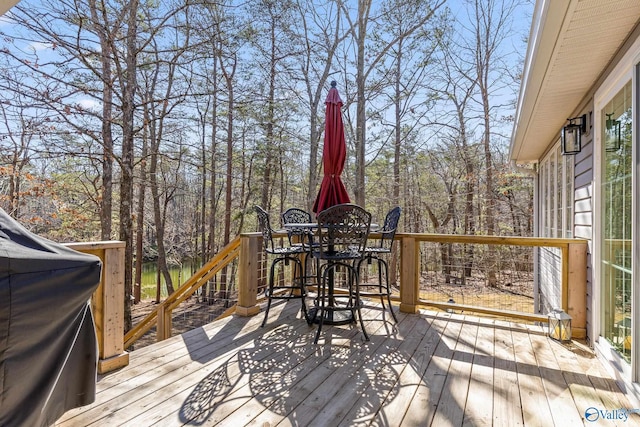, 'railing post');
65,241,129,374
236,233,261,316
566,241,587,339
157,304,172,341
400,235,419,314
